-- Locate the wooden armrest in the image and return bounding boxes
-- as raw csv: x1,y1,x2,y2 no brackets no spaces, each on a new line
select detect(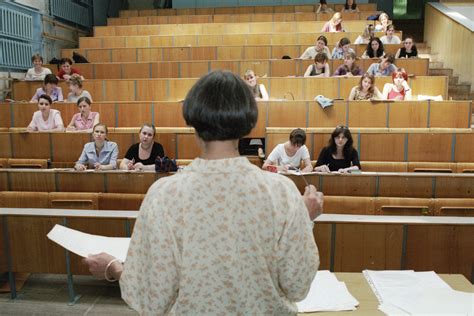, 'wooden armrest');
440,206,474,211
9,164,43,169
461,169,474,173
413,168,452,173
381,205,430,214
